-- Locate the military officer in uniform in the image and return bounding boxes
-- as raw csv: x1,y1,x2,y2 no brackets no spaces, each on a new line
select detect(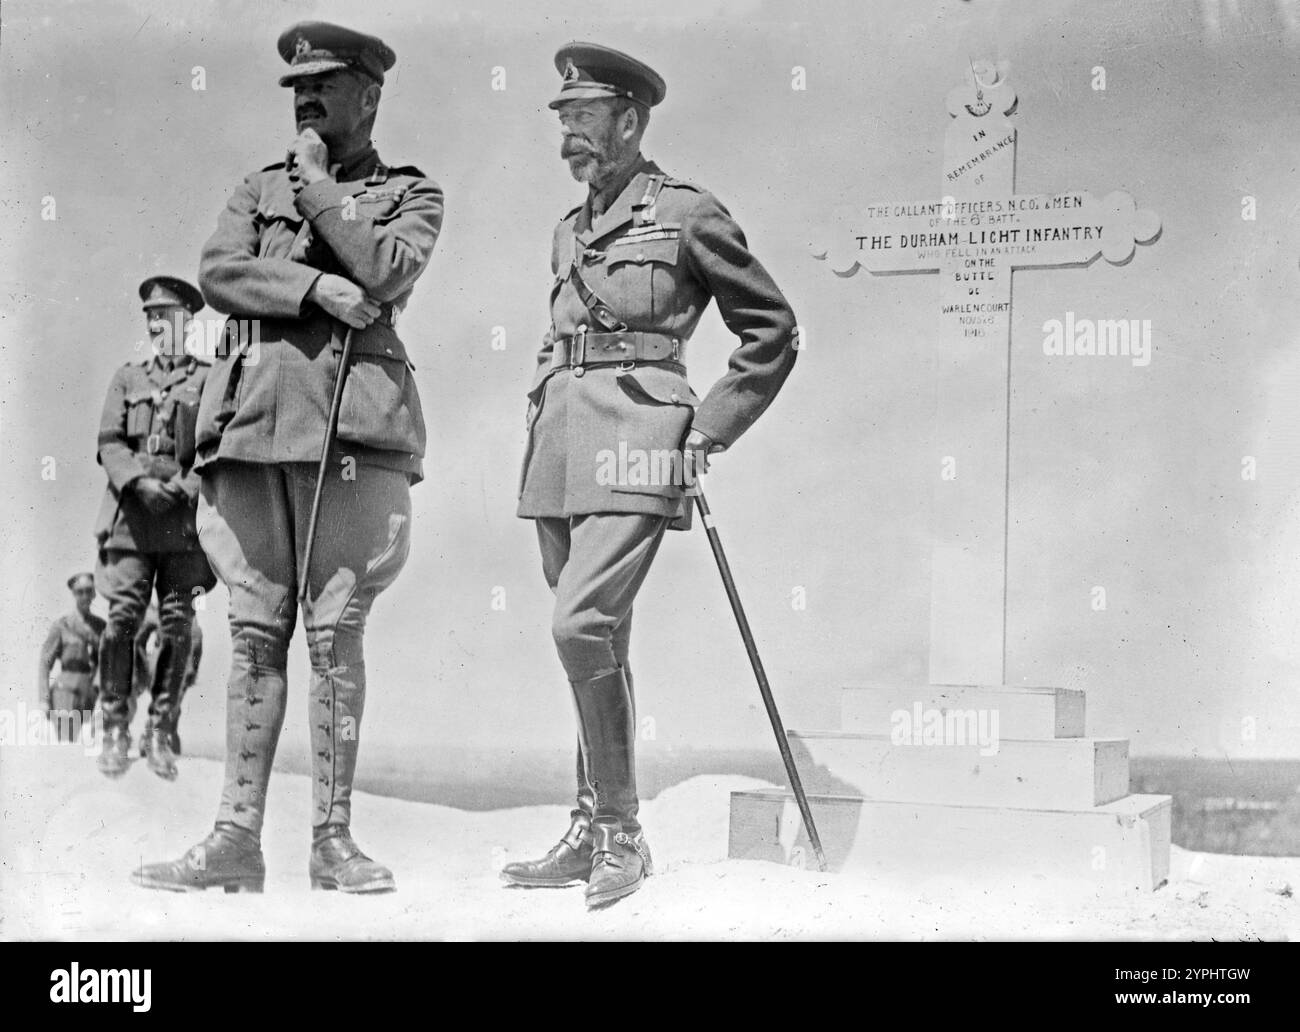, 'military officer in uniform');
132,22,443,896
95,276,216,780
38,573,105,742
504,44,798,907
